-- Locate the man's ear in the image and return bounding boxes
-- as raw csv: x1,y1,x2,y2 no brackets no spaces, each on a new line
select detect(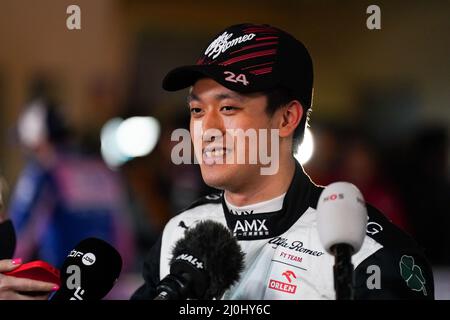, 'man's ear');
278,100,303,138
